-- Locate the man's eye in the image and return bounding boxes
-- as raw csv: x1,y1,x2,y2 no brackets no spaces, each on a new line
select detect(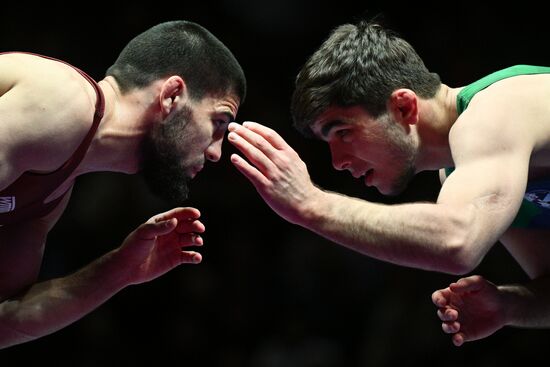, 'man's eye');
213,119,225,128
336,129,349,138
